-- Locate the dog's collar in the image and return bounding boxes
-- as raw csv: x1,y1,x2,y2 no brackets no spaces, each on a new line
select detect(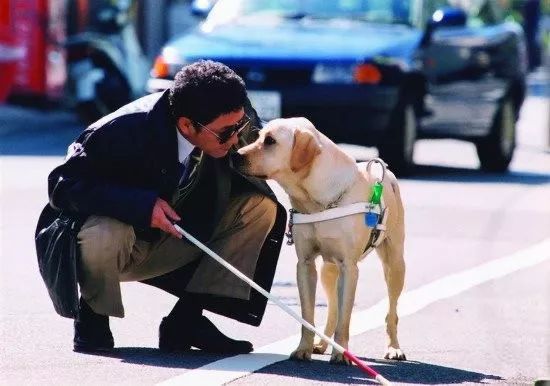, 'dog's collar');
323,188,347,210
